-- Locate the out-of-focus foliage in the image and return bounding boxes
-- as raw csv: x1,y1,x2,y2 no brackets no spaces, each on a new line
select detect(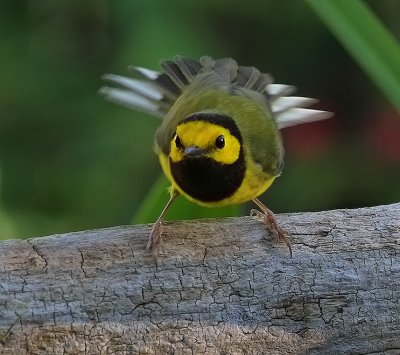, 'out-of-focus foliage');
0,165,17,238
308,0,400,110
0,1,399,240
